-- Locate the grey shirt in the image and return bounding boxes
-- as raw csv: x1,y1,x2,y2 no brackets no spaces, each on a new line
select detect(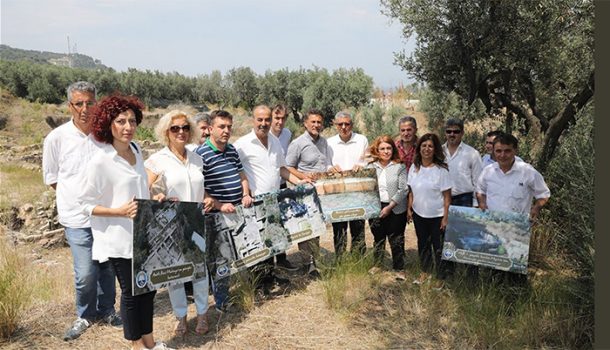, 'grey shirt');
285,132,332,173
